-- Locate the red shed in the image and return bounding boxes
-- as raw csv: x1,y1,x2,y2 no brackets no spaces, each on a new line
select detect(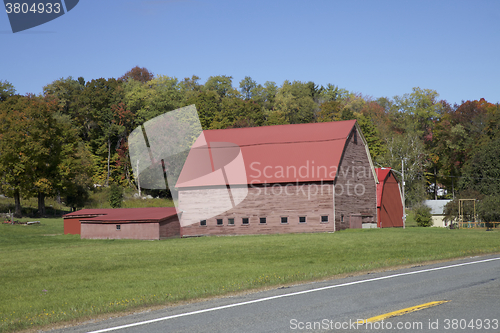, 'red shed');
63,208,106,235
375,168,404,228
63,207,180,240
